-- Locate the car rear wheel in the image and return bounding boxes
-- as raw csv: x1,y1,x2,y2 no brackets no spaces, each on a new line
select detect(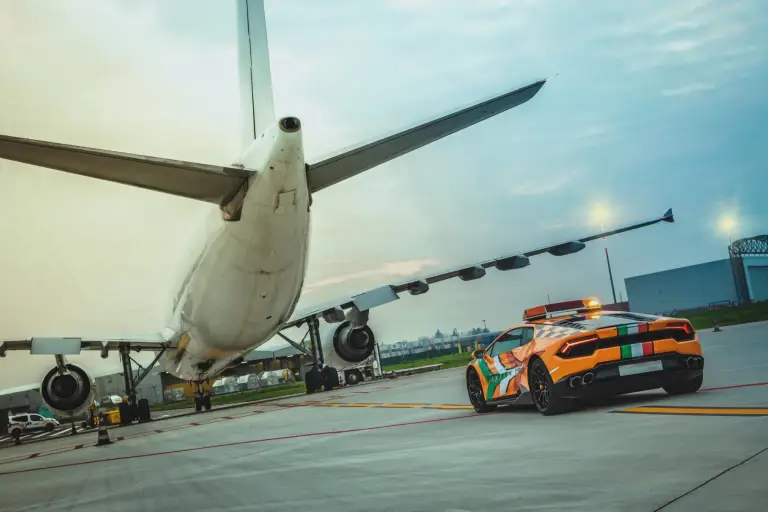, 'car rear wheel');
663,374,703,395
529,358,572,416
467,369,497,414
